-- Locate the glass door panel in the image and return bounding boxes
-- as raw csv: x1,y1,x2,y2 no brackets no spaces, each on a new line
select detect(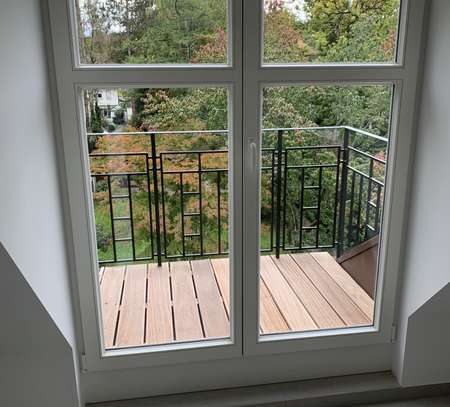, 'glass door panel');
83,87,232,350
259,84,393,337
